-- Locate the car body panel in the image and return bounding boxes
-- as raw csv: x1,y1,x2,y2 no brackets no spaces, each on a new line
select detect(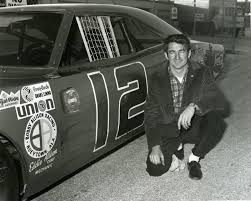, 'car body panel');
22,48,166,197
0,4,225,200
